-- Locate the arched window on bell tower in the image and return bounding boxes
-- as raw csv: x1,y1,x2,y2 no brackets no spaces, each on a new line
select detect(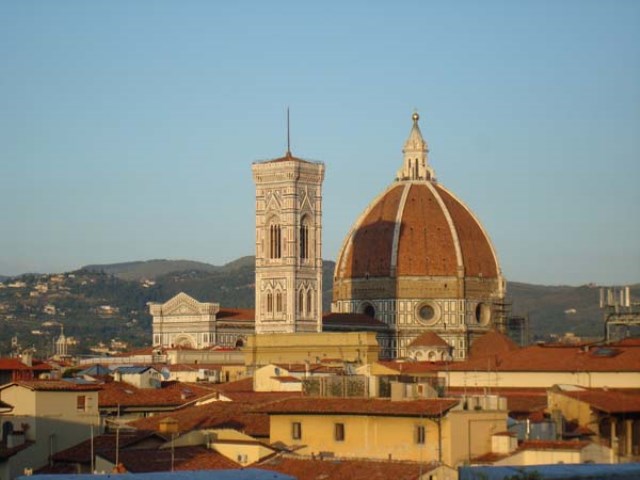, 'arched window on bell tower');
266,292,273,314
299,216,309,260
269,223,282,259
298,289,304,315
306,289,313,315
